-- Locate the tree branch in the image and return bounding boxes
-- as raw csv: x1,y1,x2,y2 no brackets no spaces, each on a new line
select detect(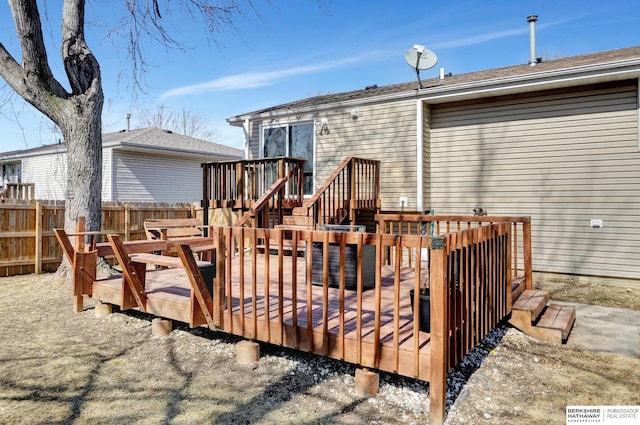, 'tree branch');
7,0,67,98
62,0,101,98
0,42,28,96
